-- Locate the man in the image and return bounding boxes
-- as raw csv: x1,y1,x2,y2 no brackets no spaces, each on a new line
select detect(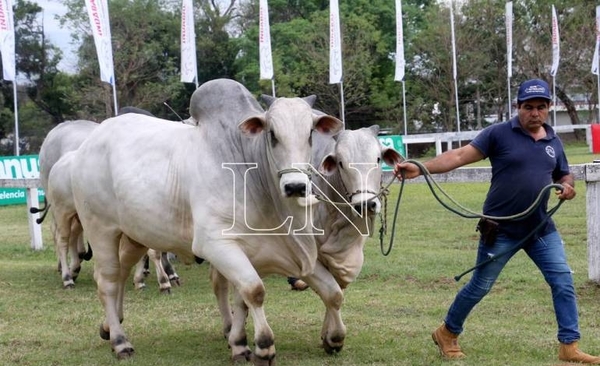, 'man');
394,79,600,364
